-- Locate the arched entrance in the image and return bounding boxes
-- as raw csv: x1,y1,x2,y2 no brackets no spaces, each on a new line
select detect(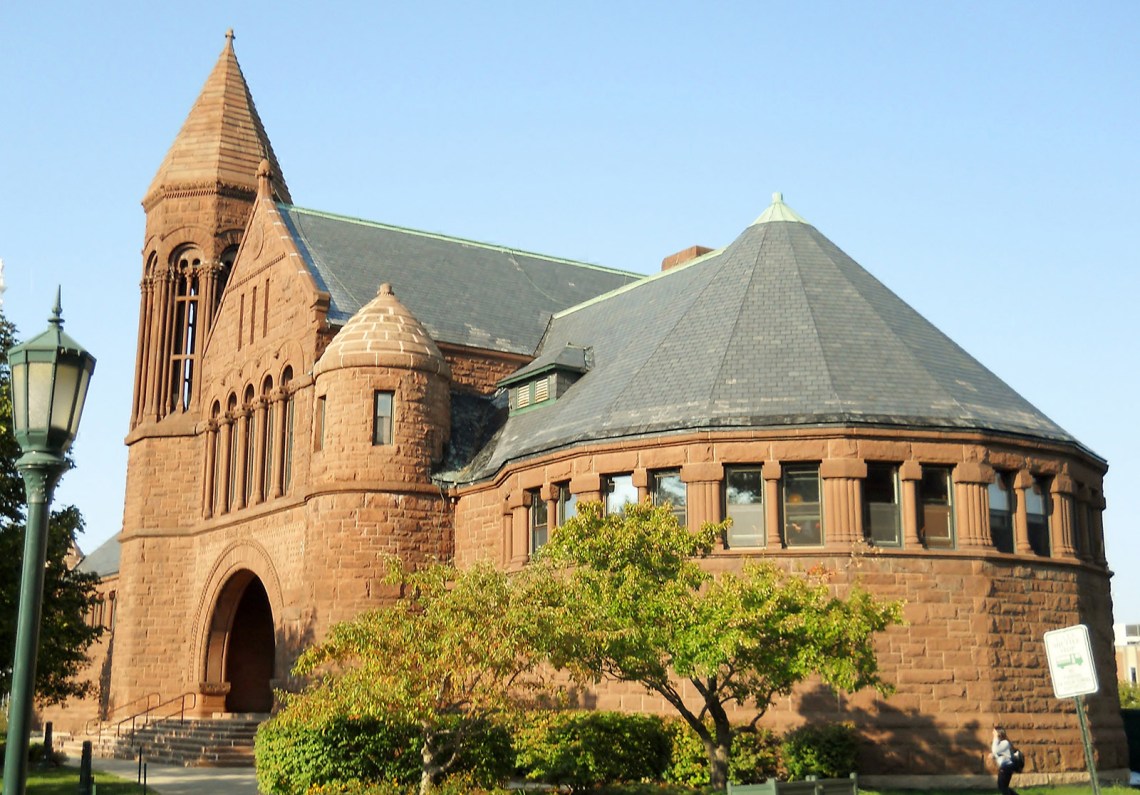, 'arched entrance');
203,570,276,714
